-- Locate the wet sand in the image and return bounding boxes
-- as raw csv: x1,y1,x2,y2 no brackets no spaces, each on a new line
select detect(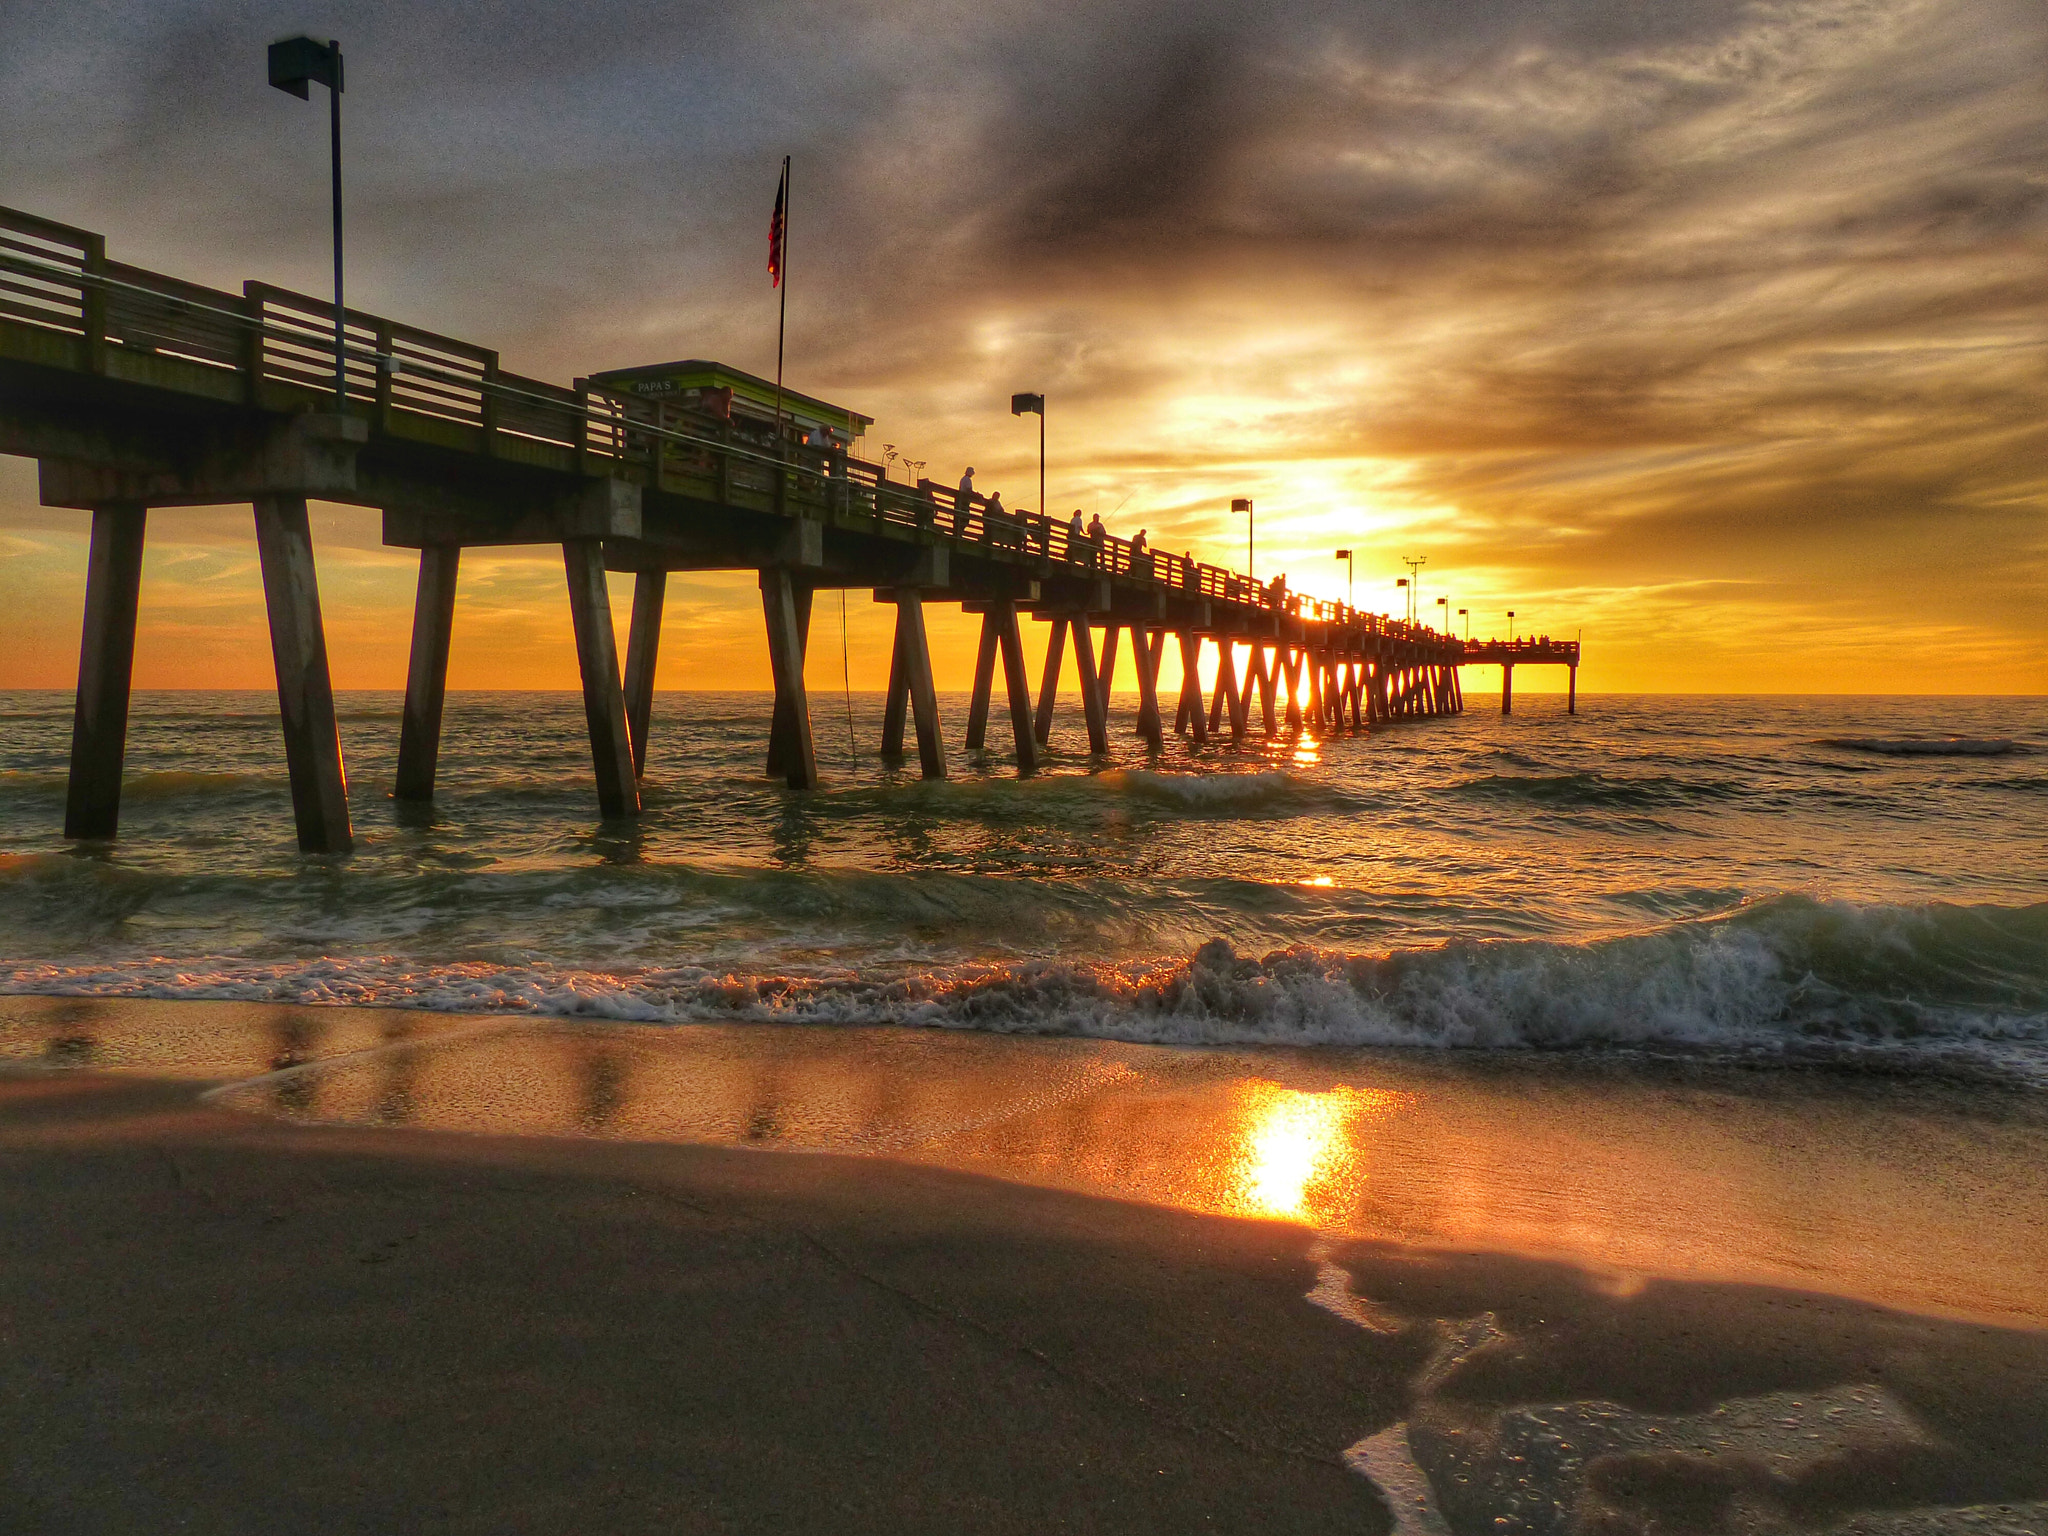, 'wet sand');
3,996,2047,1533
